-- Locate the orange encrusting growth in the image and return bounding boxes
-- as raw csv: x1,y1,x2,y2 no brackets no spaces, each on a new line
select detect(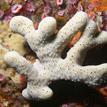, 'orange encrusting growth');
88,11,96,20
99,87,107,96
68,32,81,48
91,0,107,11
95,5,107,12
